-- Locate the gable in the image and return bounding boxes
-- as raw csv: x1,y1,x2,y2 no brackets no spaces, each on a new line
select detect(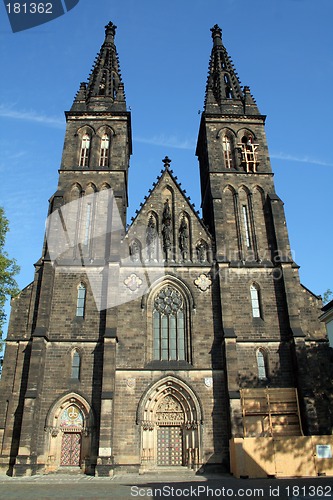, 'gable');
126,167,212,265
